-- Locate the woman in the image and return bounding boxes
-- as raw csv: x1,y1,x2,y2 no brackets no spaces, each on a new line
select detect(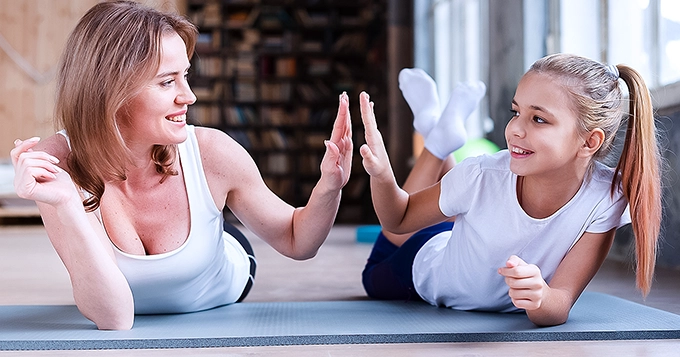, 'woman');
10,1,352,330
